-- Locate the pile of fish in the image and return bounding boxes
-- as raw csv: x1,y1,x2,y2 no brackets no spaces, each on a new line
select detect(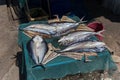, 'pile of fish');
57,26,106,52
25,17,107,70
55,30,106,62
